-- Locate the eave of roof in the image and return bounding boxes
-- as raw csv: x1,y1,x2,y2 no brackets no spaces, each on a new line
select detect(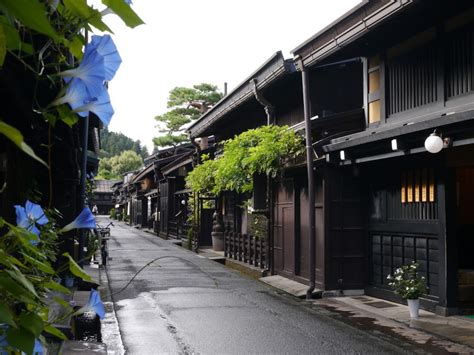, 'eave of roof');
161,151,194,176
131,163,155,183
187,51,295,138
291,0,370,54
292,0,415,68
